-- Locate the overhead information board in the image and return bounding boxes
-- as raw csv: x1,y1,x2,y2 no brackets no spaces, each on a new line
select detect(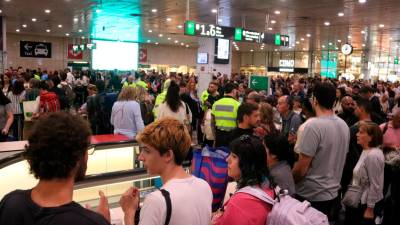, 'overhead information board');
184,20,289,46
185,21,234,39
